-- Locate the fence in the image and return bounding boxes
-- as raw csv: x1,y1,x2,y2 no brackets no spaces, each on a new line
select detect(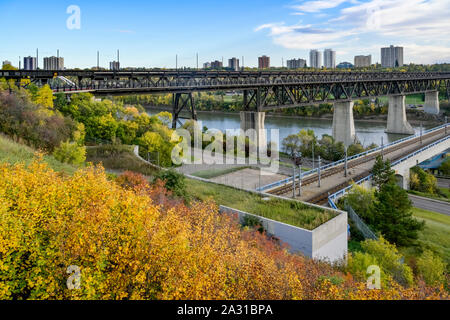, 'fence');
345,203,378,240
257,123,449,192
